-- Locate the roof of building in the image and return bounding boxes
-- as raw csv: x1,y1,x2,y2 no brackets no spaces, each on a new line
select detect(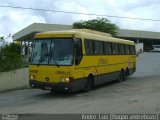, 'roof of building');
118,29,160,39
12,23,72,41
